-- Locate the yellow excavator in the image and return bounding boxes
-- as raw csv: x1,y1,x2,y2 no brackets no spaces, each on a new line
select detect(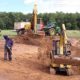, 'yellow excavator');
14,1,38,35
50,24,72,75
